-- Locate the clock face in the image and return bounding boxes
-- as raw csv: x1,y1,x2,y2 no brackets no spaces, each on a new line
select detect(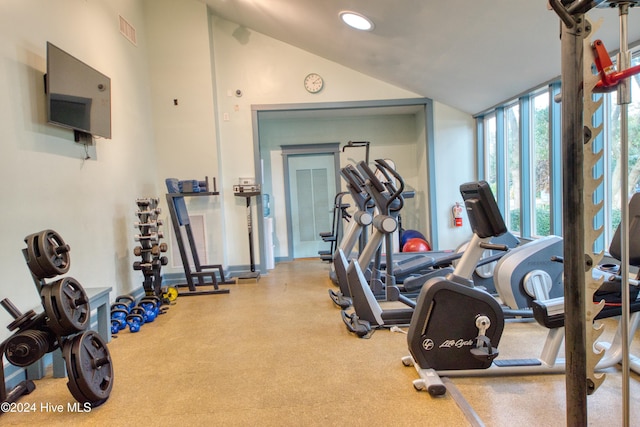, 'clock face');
304,73,324,93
